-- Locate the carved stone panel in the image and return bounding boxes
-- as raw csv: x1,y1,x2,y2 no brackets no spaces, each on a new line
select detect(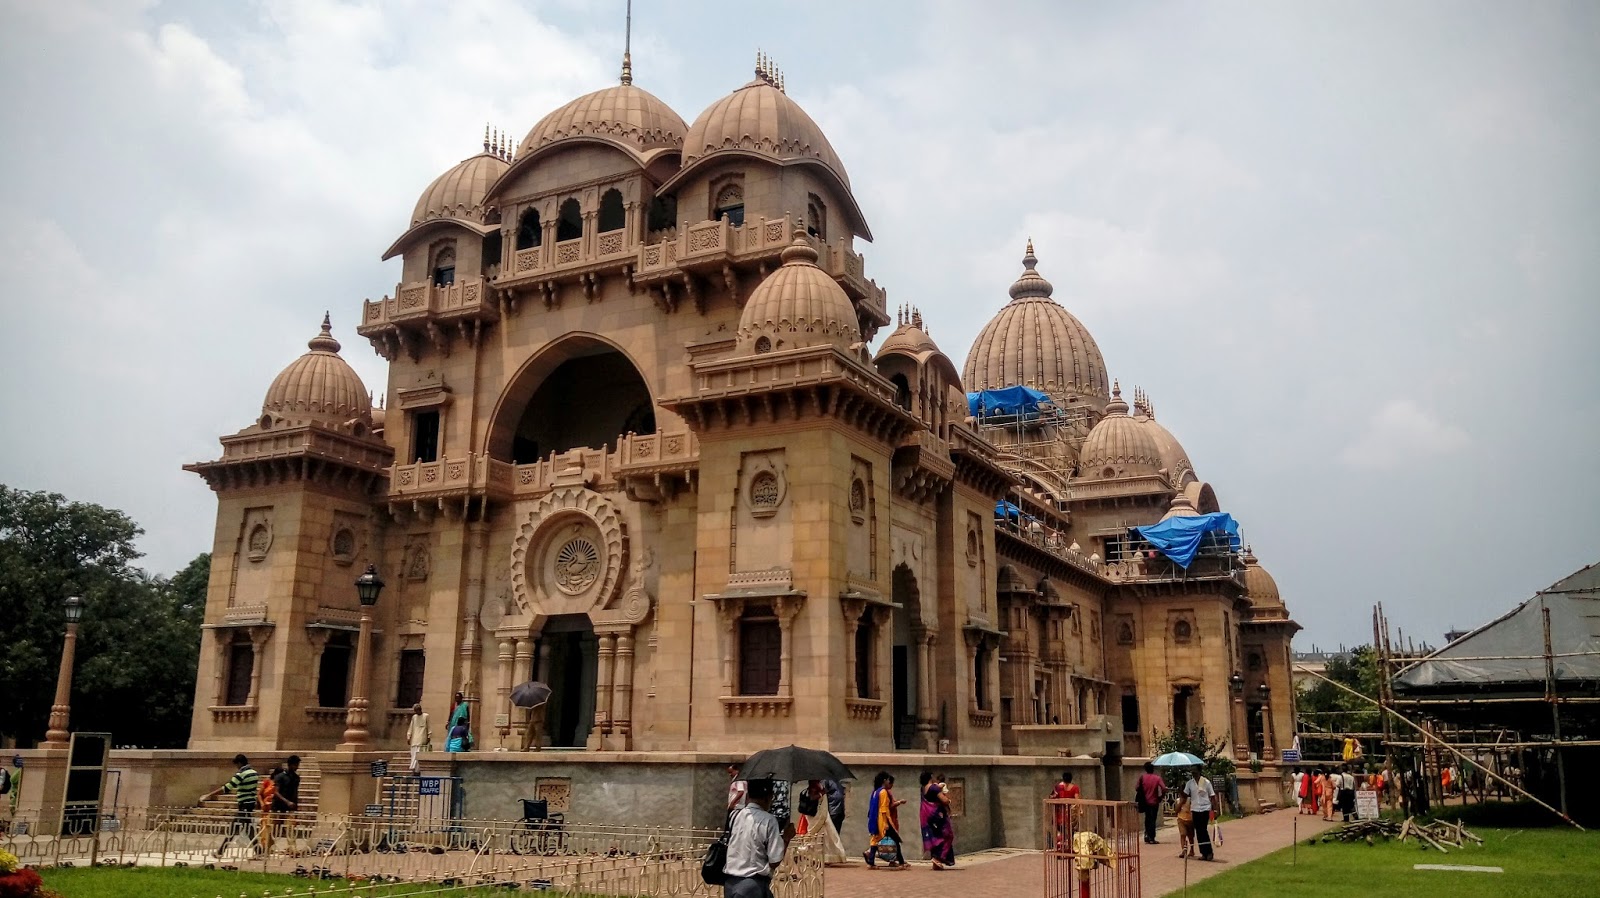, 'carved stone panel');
510,486,628,620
